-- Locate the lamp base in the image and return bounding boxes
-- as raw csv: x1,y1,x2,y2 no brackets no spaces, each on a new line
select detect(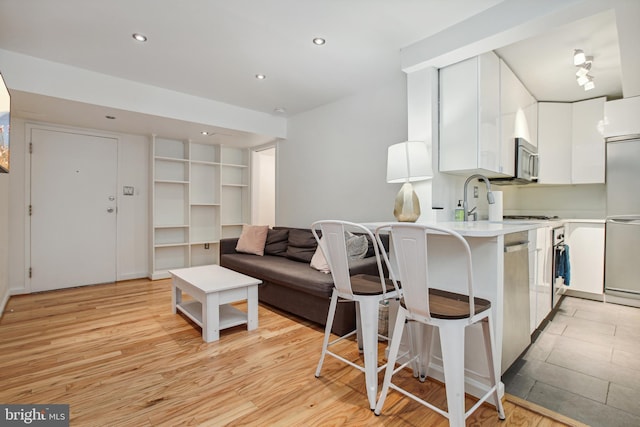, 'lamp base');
393,182,421,222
